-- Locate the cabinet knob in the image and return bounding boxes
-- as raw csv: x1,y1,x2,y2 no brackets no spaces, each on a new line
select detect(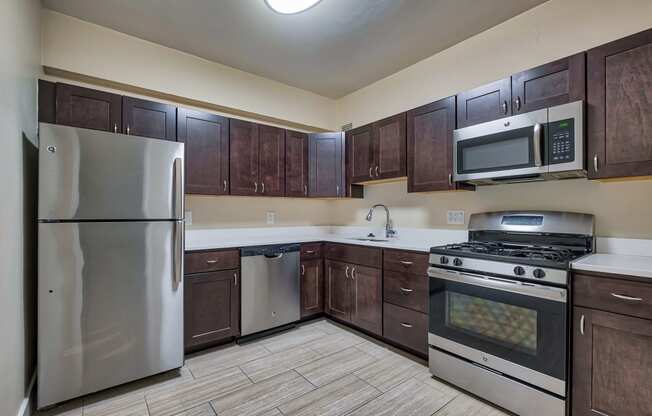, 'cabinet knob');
448,173,453,186
233,272,238,287
579,314,585,335
400,322,413,328
304,184,308,196
301,264,305,275
114,123,118,133
593,154,599,172
375,166,379,177
254,182,258,193
206,259,218,264
261,182,265,193
515,96,521,111
126,125,131,135
502,101,508,115
345,266,349,278
369,166,374,178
